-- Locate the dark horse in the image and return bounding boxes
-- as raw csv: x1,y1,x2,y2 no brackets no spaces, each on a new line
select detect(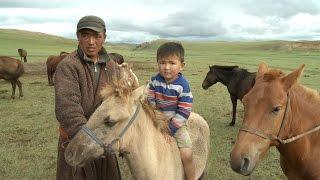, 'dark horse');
46,52,125,86
17,48,27,62
0,56,24,99
230,63,320,179
202,65,256,126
